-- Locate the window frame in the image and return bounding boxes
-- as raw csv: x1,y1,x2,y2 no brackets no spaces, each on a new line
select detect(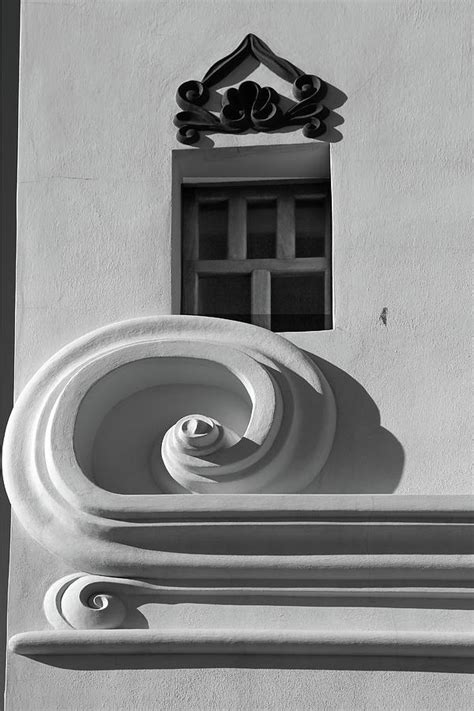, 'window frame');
181,178,332,331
